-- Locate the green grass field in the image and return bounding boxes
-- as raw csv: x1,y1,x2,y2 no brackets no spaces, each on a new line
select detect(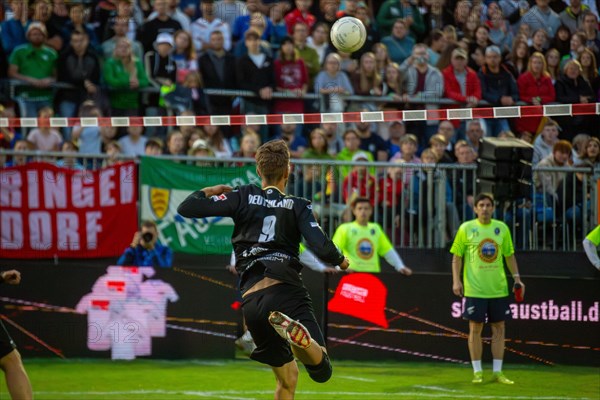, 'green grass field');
14,358,600,400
